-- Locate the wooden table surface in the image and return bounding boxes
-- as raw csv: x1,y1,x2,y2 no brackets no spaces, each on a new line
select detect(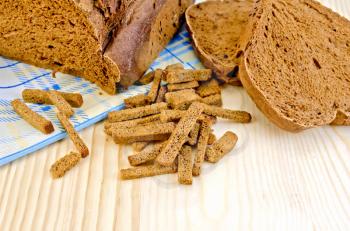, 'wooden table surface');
1,85,349,231
1,1,350,230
